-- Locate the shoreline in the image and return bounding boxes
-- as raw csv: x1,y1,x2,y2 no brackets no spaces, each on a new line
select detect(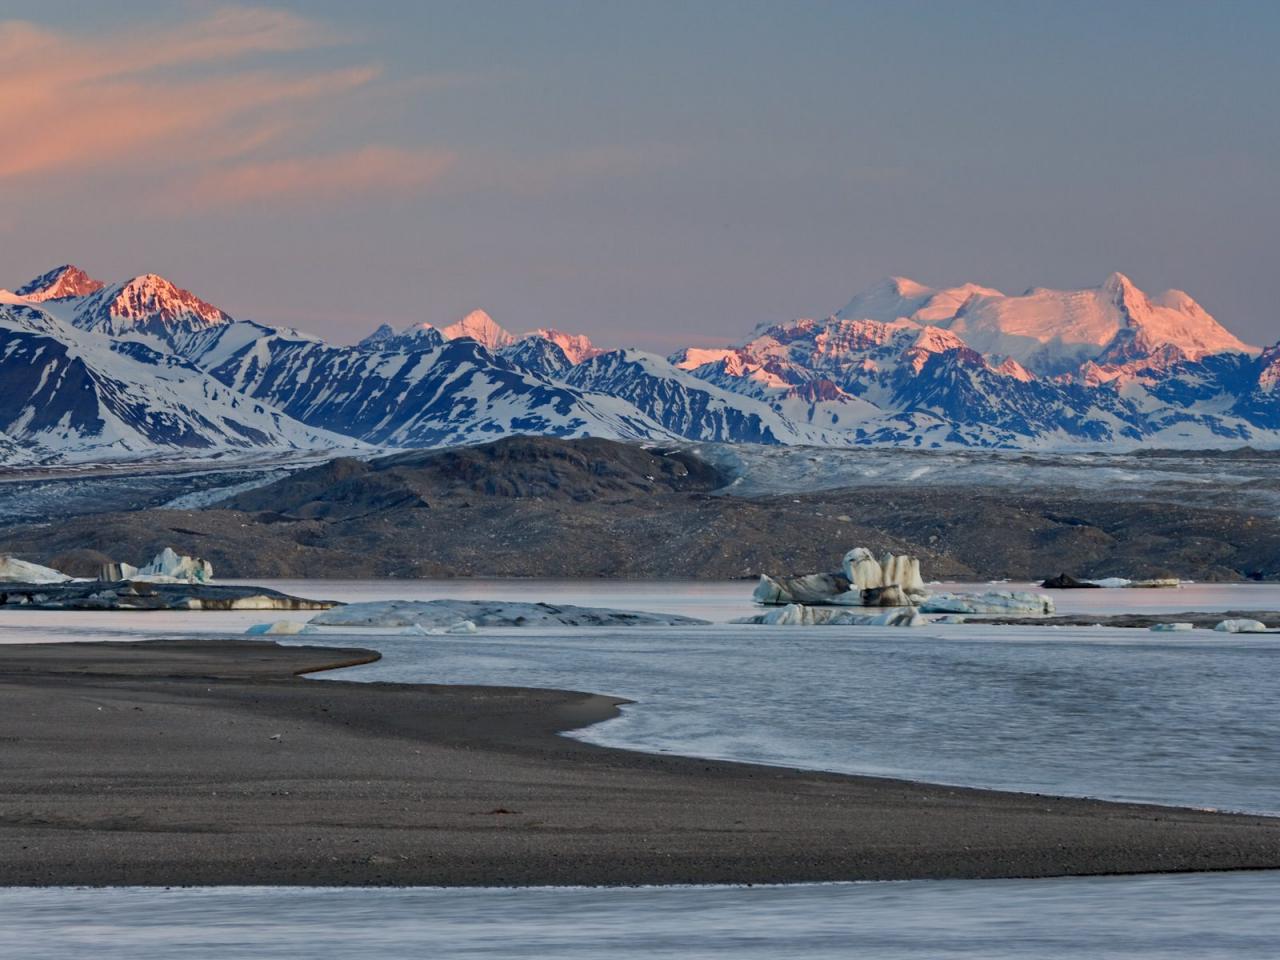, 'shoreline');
1,639,1279,887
